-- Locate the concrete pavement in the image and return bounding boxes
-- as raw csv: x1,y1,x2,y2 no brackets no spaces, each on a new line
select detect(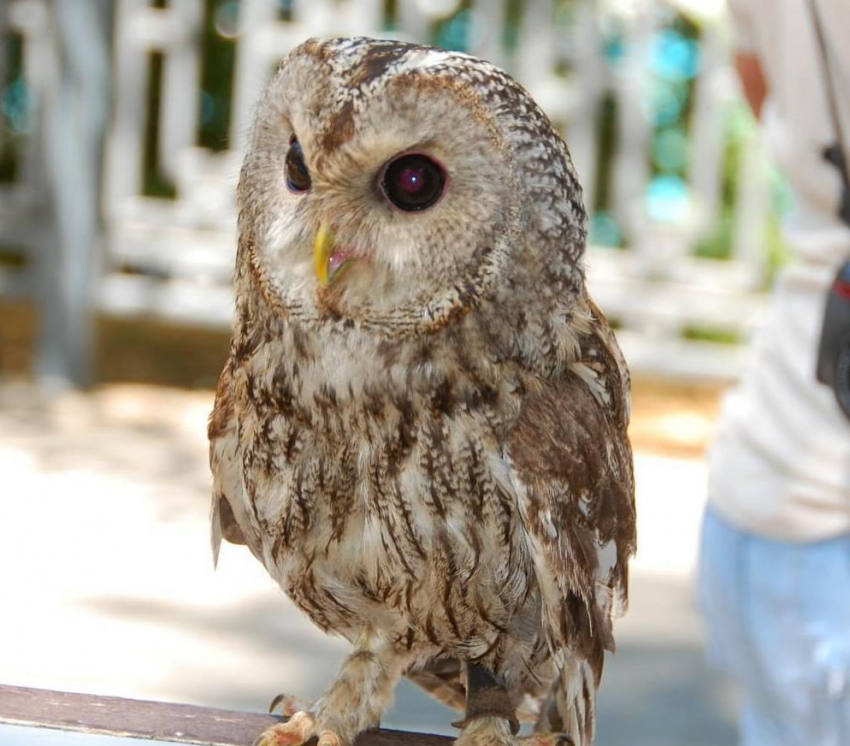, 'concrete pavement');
0,383,736,744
